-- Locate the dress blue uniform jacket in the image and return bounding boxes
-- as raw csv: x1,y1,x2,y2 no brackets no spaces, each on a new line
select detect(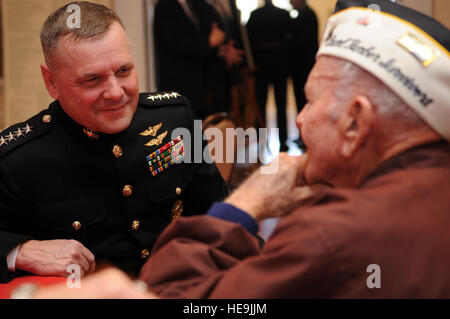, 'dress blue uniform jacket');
0,92,229,283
